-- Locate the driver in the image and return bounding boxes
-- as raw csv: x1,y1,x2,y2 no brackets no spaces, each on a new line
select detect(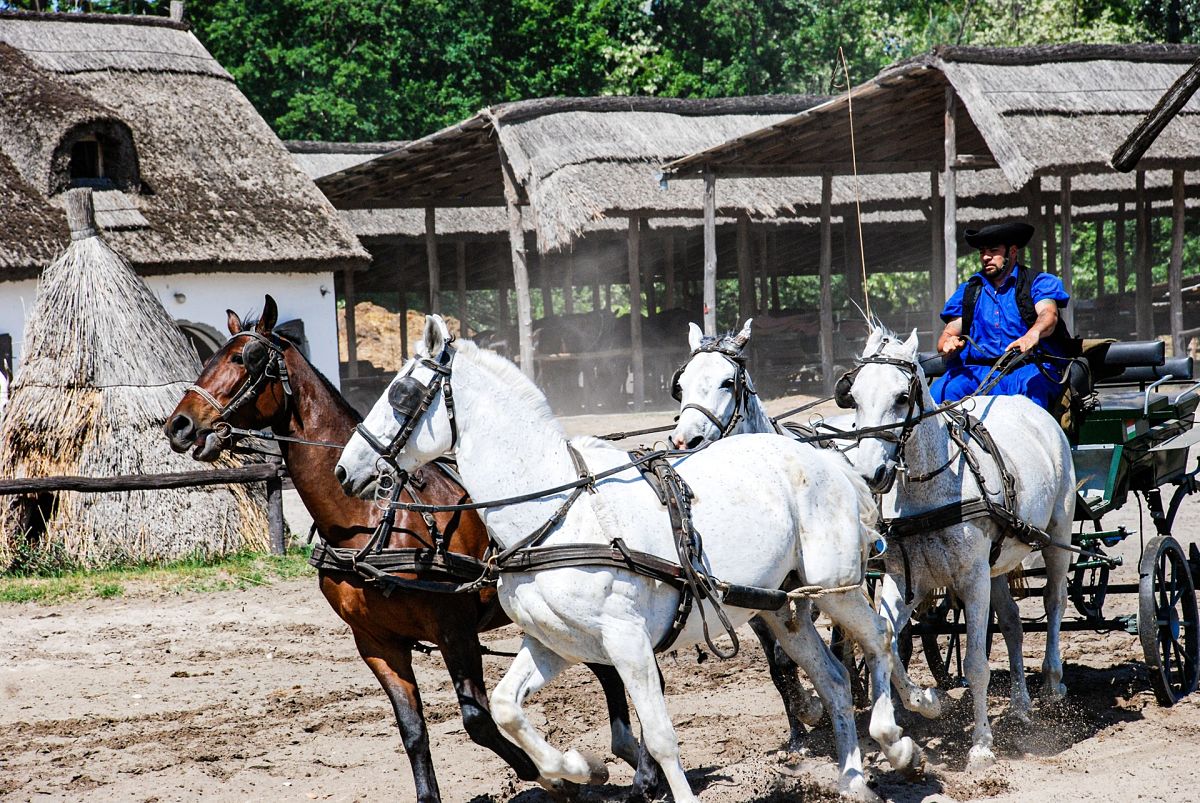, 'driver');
931,221,1071,411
